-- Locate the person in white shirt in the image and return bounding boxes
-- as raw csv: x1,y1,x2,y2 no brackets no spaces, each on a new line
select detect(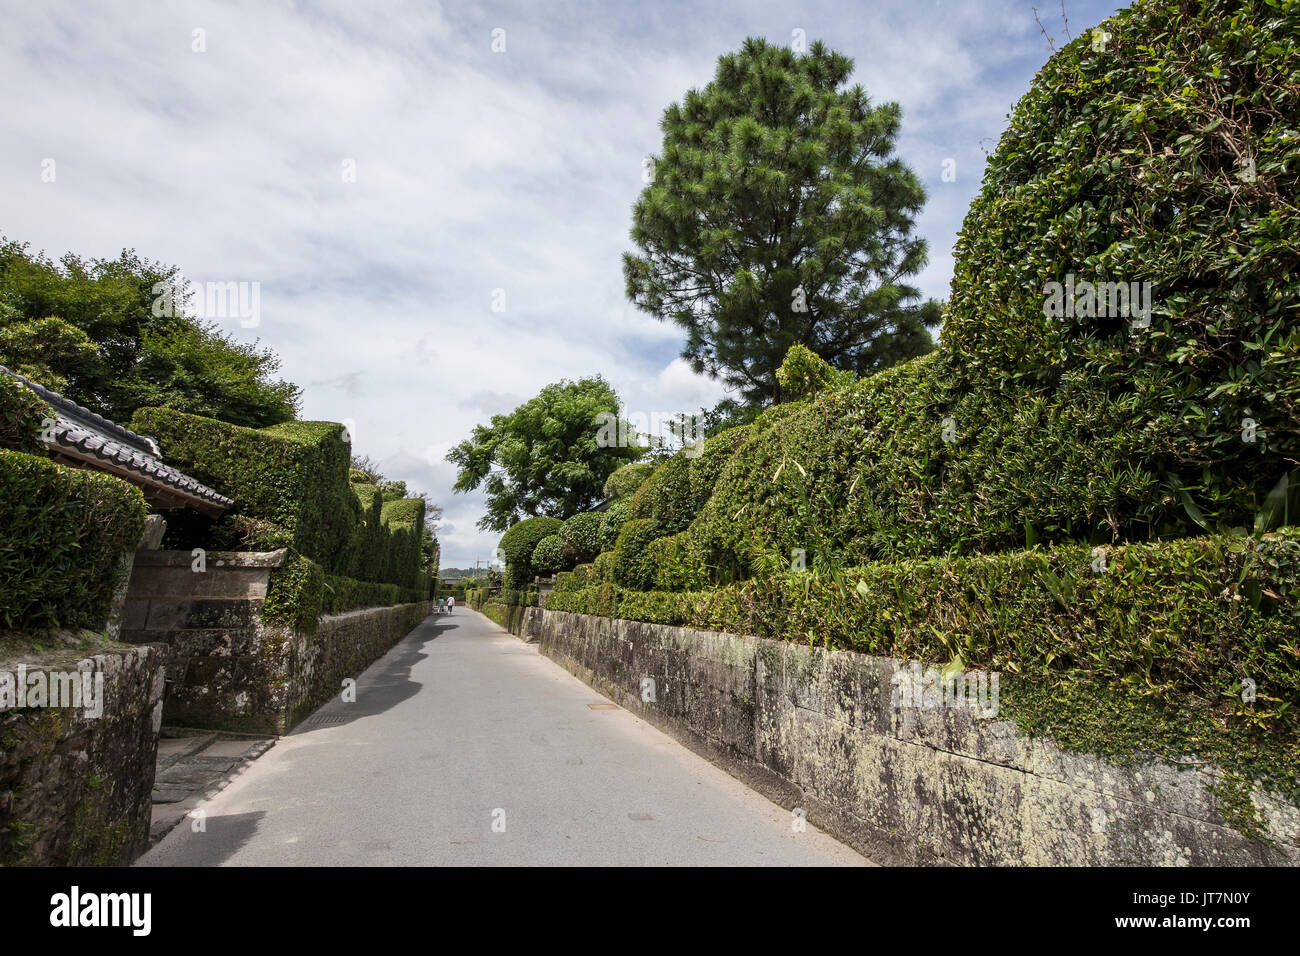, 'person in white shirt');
447,595,455,613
